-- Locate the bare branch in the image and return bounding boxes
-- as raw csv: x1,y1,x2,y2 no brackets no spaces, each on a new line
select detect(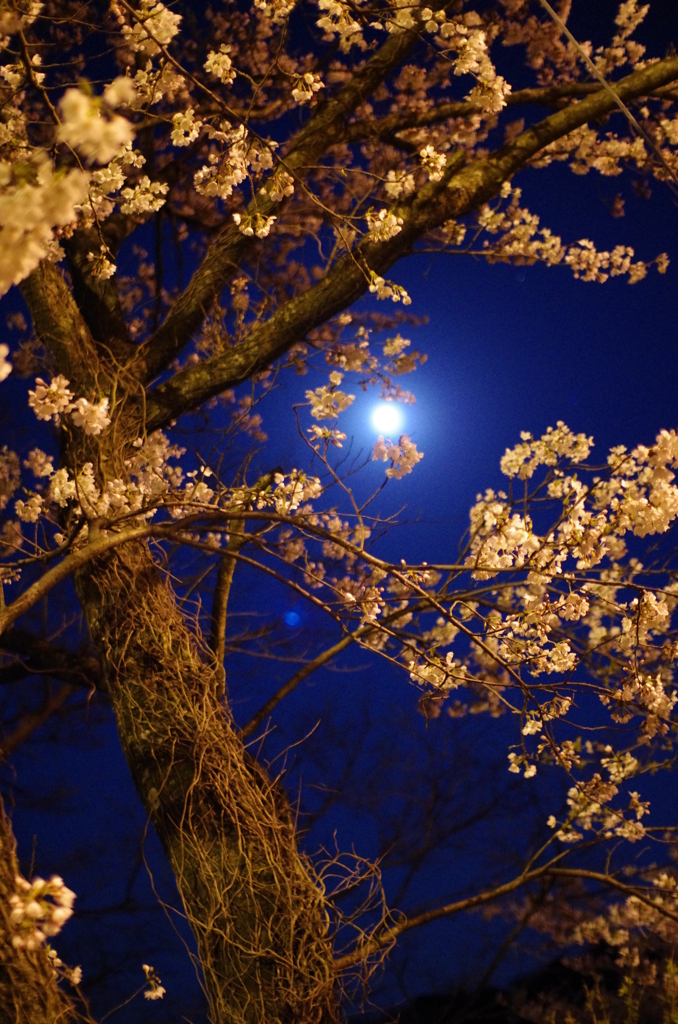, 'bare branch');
343,83,605,143
240,635,354,740
0,683,75,760
209,526,246,700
